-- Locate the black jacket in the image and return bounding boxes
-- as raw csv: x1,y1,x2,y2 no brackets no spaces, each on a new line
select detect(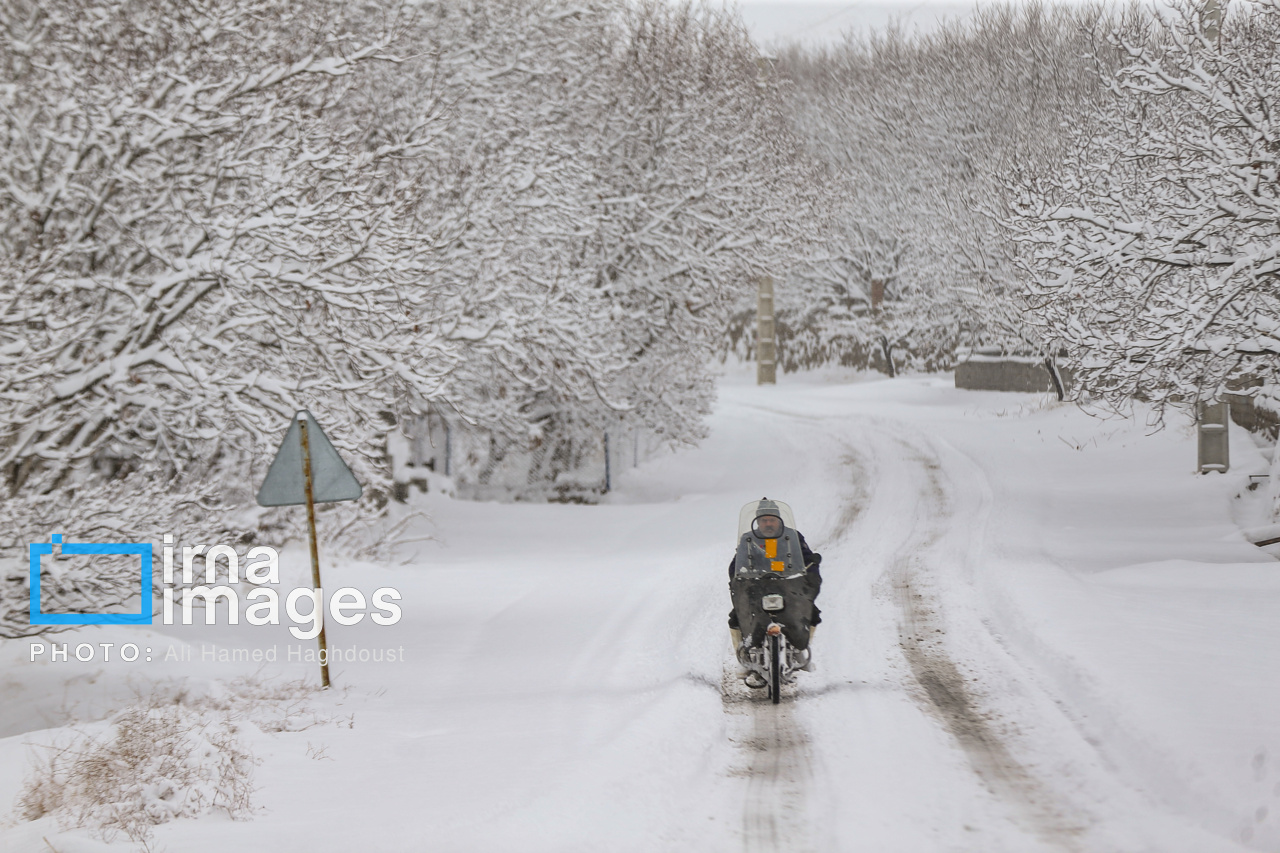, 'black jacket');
727,531,822,578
